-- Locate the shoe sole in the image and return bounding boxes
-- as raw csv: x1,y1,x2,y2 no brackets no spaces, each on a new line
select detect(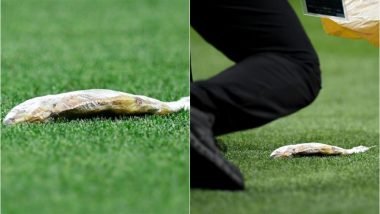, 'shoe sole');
190,132,245,190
